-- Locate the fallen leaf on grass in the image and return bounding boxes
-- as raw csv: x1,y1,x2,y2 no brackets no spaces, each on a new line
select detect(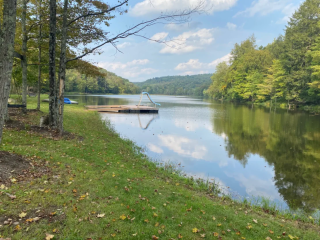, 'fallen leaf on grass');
246,225,252,230
217,223,222,227
152,236,159,240
178,233,183,238
14,225,21,231
111,233,116,237
19,212,27,218
45,233,54,240
213,232,219,237
97,213,105,218
269,230,274,234
155,222,159,227
132,233,137,236
192,228,199,233
212,216,216,220
200,234,205,238
119,214,126,220
153,213,158,217
266,237,272,240
263,223,268,227
253,219,258,224
10,178,17,183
